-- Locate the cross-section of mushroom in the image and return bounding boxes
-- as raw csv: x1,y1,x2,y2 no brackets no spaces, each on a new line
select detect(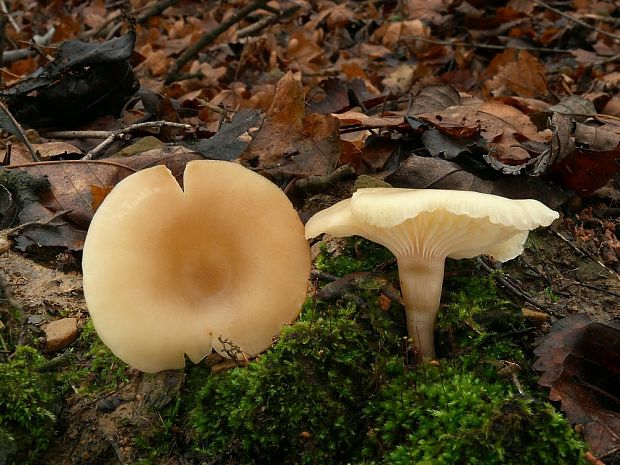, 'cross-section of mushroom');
82,160,311,373
305,188,558,361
